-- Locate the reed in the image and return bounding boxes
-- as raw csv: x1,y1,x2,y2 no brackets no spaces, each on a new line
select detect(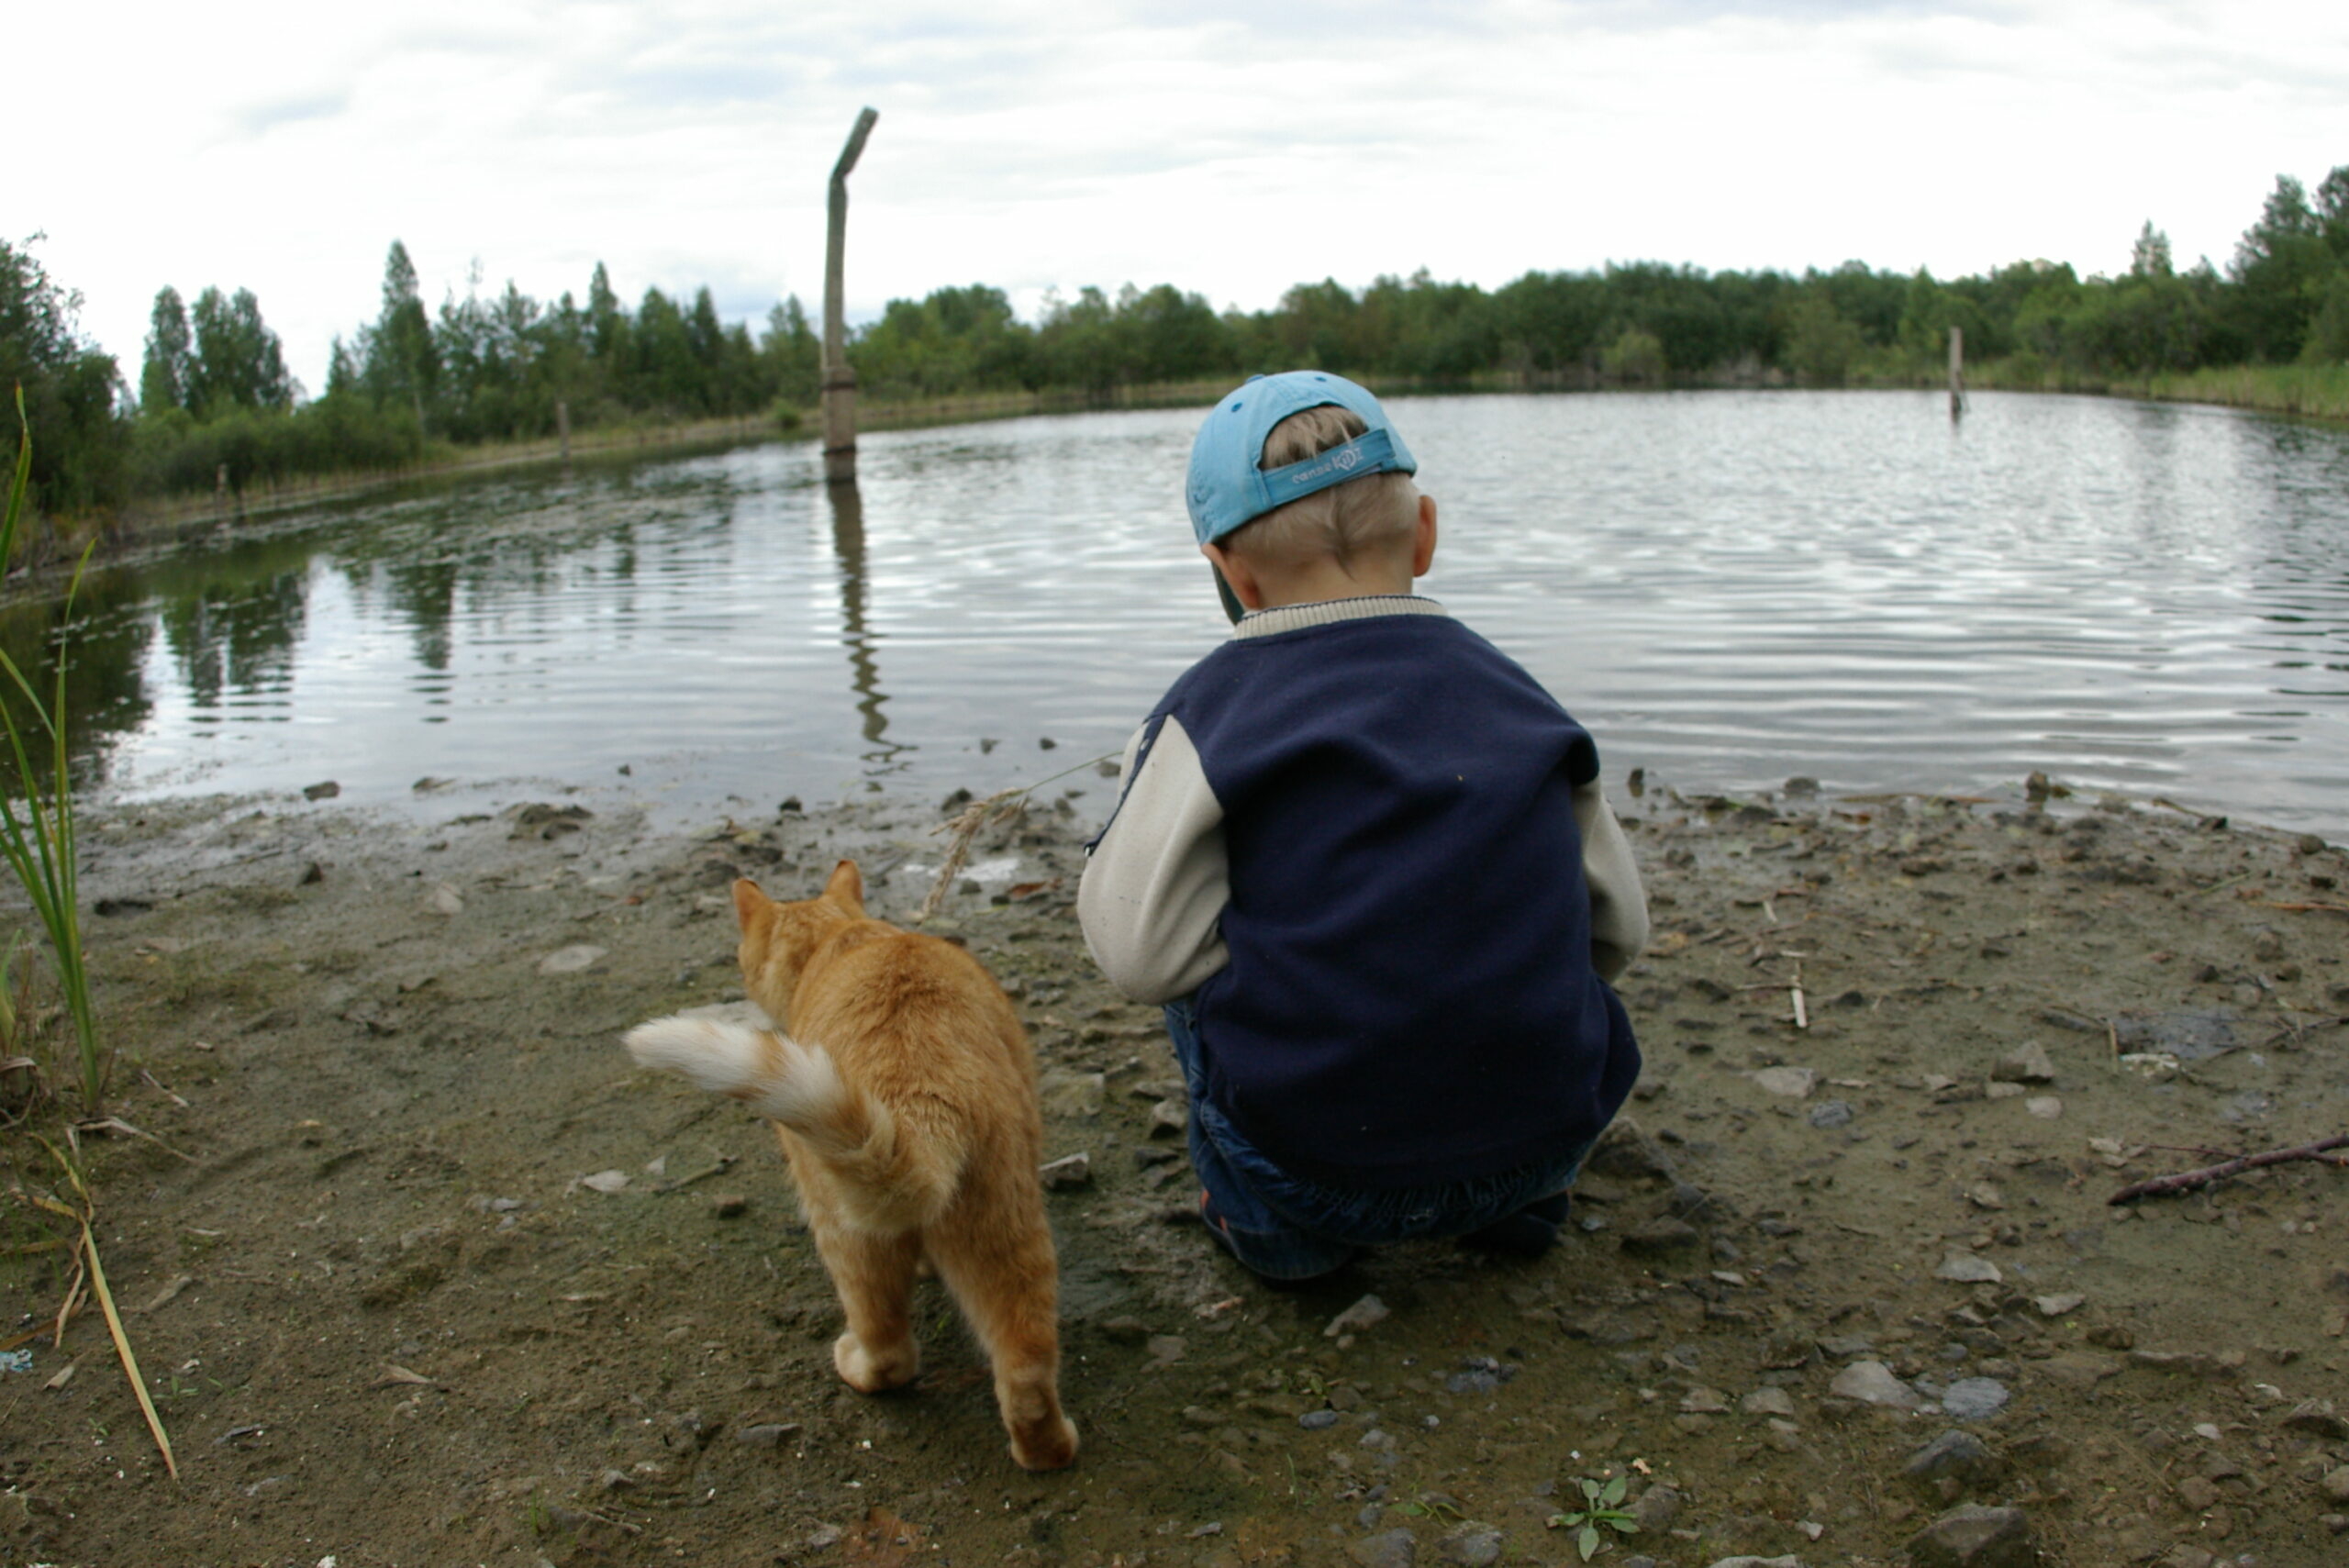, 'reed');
0,391,106,1116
